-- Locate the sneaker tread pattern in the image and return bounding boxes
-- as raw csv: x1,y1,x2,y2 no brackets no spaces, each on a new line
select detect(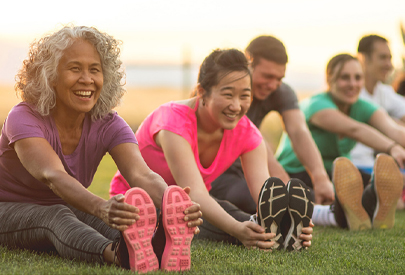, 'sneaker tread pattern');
123,188,159,273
